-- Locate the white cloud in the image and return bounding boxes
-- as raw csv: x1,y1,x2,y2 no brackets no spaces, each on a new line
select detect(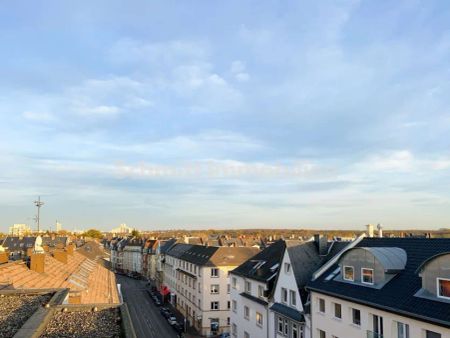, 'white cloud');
22,111,55,122
230,60,250,82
